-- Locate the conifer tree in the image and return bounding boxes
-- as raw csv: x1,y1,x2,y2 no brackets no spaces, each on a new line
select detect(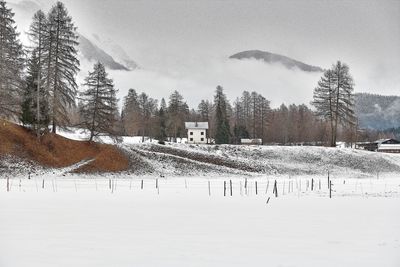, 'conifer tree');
156,98,167,142
21,50,49,128
214,85,231,144
0,0,24,119
122,88,140,135
79,62,118,141
44,2,79,133
167,90,188,142
312,61,355,146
